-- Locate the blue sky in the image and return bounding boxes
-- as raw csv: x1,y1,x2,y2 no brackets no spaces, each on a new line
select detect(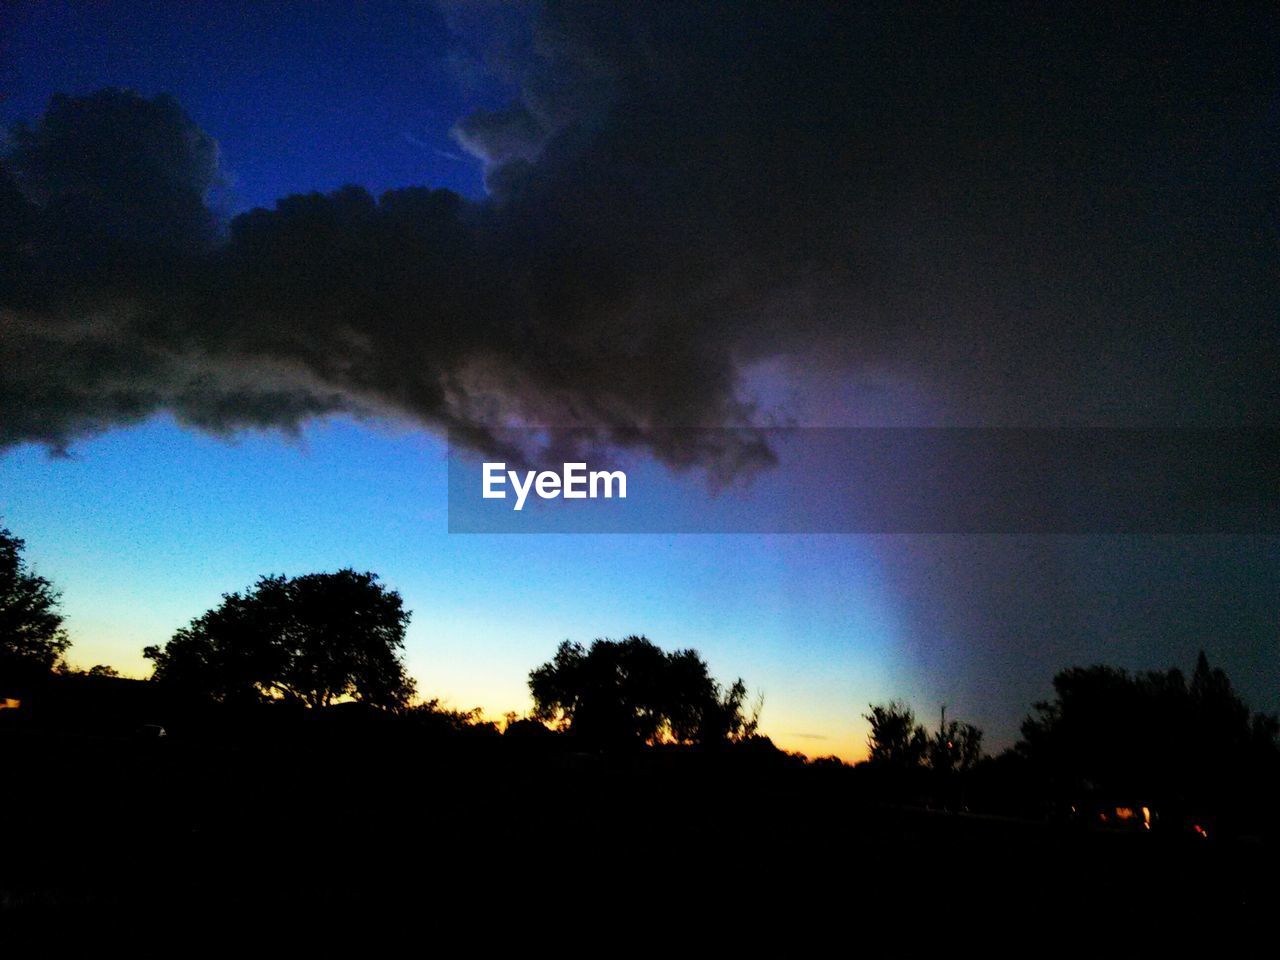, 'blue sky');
7,416,1274,760
0,417,909,759
1,0,497,207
